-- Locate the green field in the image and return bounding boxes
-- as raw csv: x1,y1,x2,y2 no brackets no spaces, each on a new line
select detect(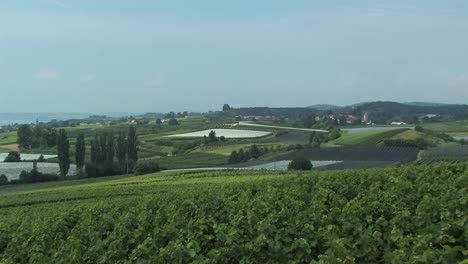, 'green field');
0,132,17,145
329,129,407,146
422,120,468,132
0,165,466,263
390,130,459,147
